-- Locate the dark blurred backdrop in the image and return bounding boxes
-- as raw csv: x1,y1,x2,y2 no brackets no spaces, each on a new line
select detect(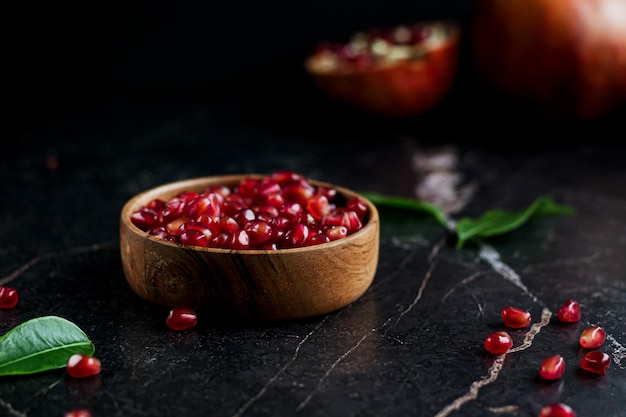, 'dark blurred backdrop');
8,1,623,144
